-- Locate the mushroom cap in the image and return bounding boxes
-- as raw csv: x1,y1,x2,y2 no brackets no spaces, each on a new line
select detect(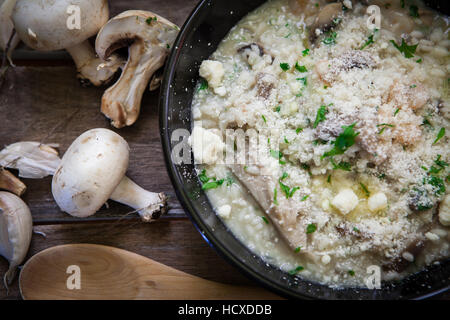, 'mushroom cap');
52,128,129,218
96,10,178,60
0,191,32,269
12,0,109,51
